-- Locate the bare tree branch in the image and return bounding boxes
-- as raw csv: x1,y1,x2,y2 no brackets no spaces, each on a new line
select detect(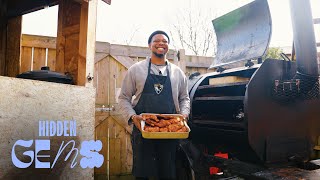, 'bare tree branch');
123,25,140,45
170,7,217,56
